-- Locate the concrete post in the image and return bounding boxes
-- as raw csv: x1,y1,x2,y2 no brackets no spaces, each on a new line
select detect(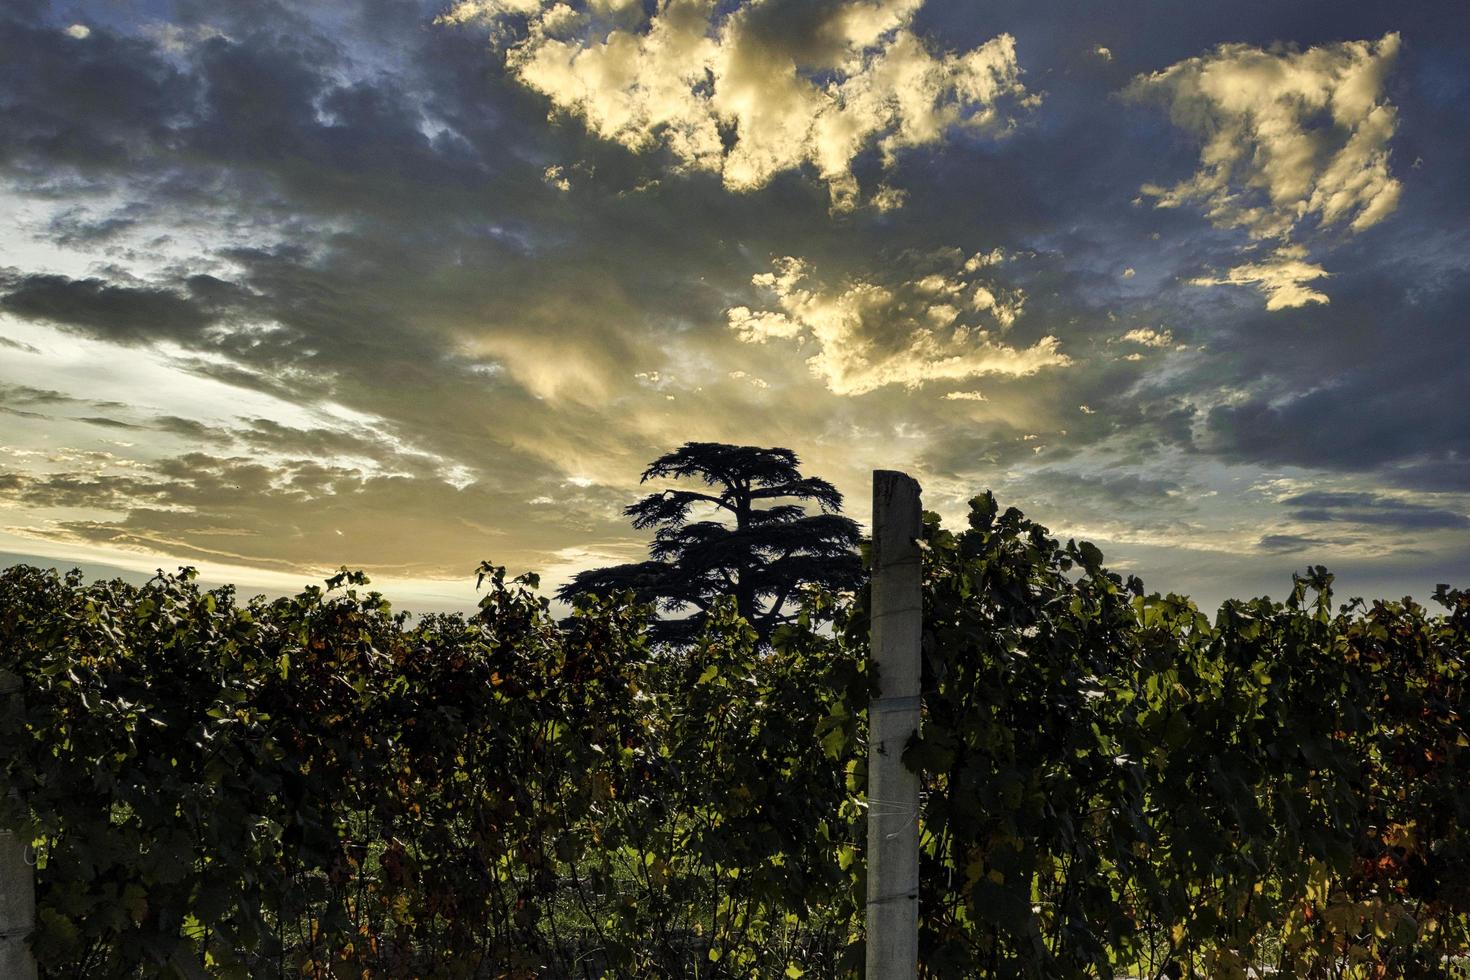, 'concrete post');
0,827,36,980
0,670,37,980
866,470,922,980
